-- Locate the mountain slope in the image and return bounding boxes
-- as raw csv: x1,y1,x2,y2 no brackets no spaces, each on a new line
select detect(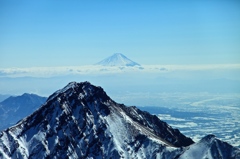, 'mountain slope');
0,82,239,159
96,53,140,67
0,93,47,130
